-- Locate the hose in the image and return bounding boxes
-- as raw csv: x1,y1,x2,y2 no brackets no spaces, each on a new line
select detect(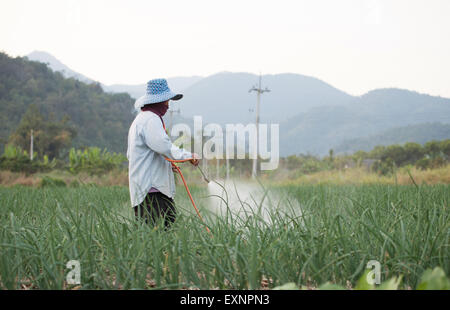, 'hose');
165,158,212,235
